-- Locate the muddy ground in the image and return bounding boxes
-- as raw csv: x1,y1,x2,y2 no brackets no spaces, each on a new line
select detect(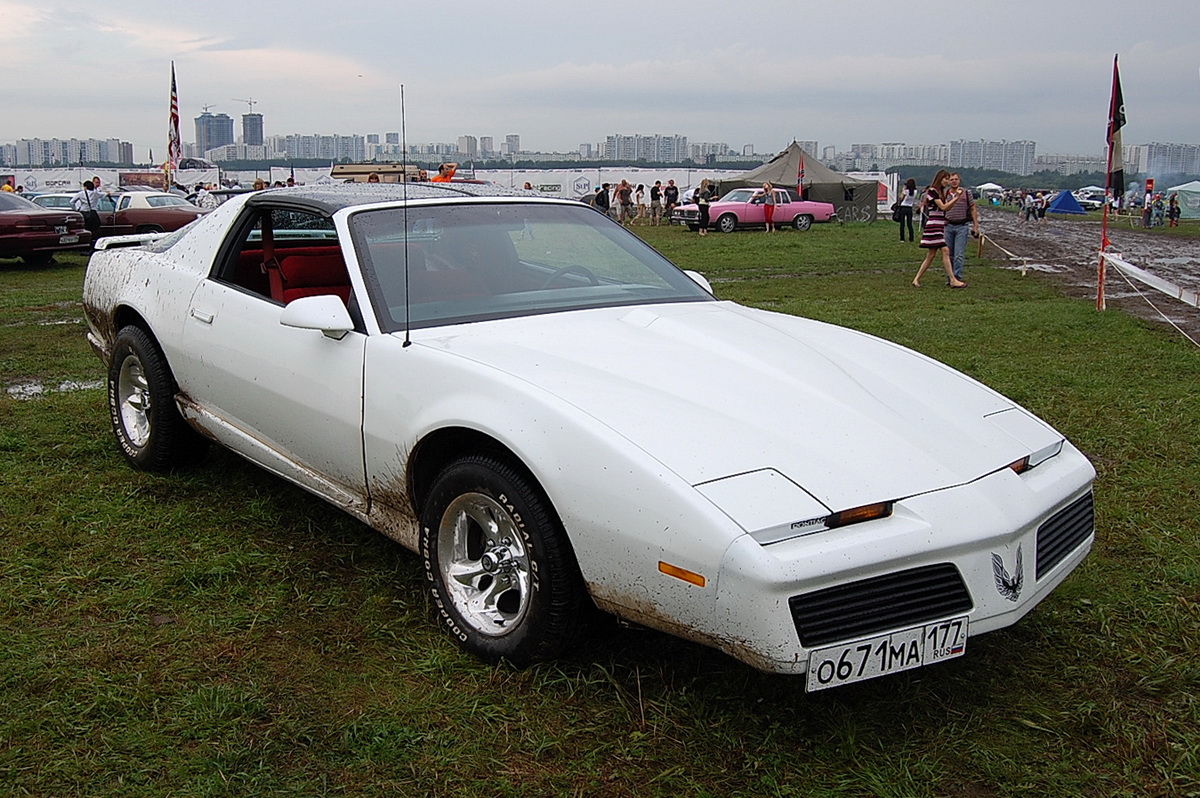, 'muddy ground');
978,208,1200,343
